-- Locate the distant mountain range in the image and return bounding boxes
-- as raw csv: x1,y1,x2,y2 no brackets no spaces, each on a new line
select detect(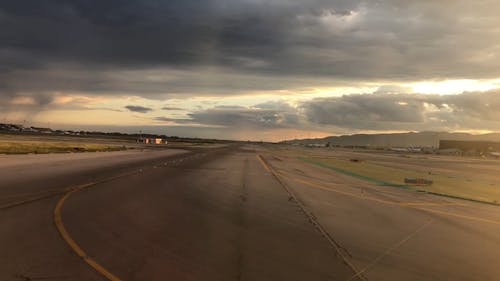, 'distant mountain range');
283,132,500,148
